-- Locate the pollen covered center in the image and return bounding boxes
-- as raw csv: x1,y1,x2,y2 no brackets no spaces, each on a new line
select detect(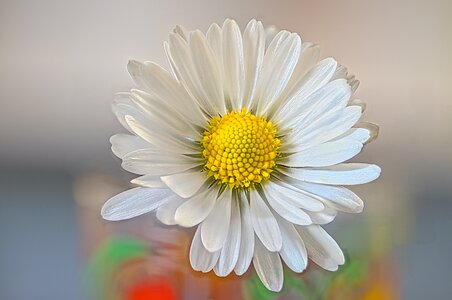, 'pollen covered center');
201,108,280,189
